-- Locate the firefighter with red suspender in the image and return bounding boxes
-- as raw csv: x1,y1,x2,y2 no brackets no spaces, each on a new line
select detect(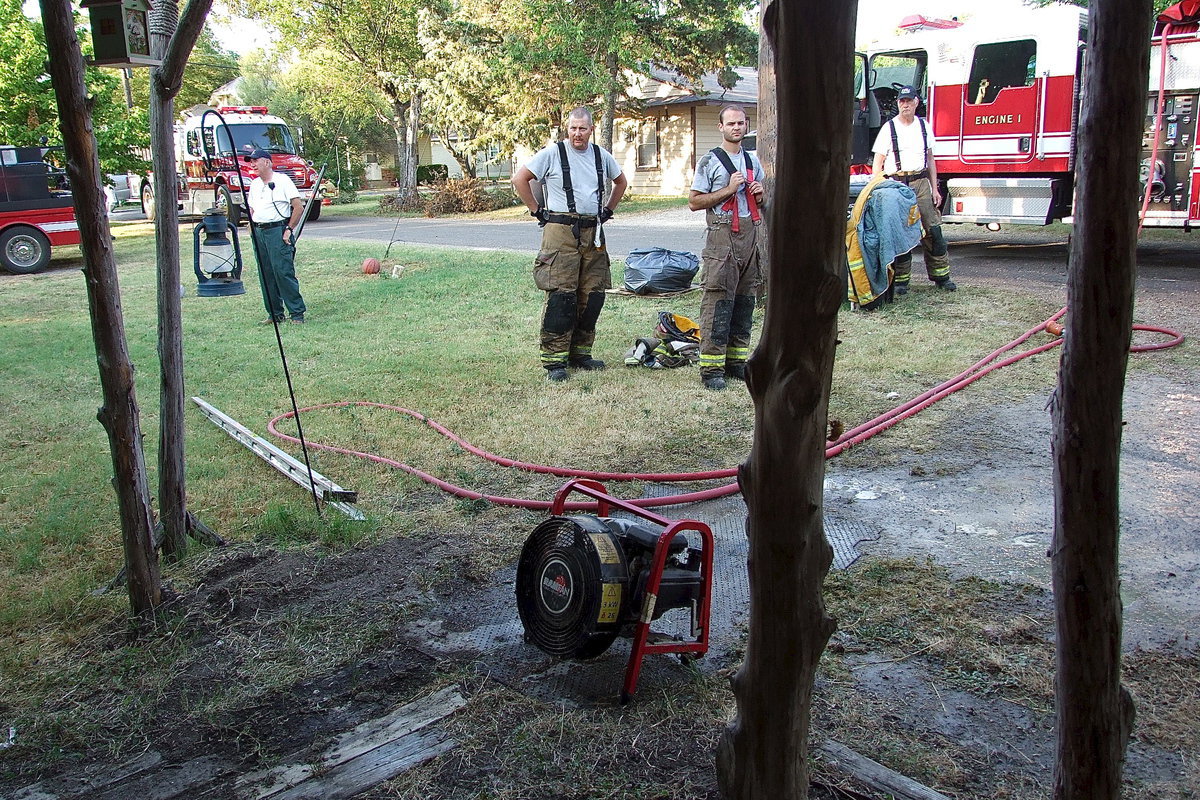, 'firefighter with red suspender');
688,104,766,392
